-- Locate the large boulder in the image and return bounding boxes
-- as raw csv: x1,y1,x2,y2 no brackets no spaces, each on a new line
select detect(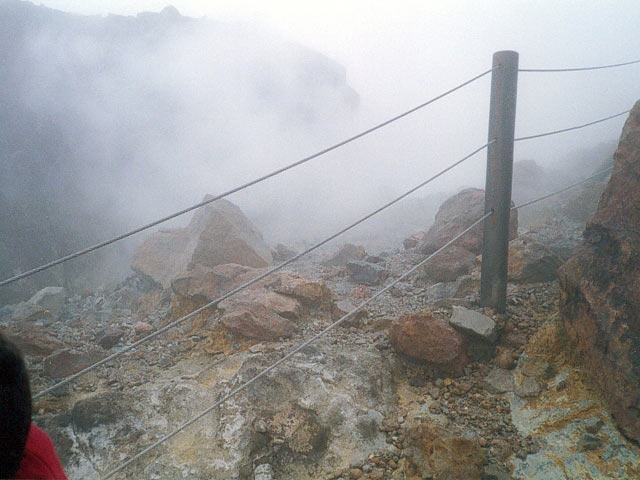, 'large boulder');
449,306,497,342
171,264,335,340
188,198,273,268
323,243,366,267
420,245,476,283
2,302,53,323
171,263,258,301
220,289,302,320
508,235,562,284
262,271,334,311
52,338,396,479
27,286,66,318
220,303,298,341
43,349,105,379
406,424,484,480
217,287,303,340
346,260,386,286
419,188,518,255
558,102,640,442
172,265,334,313
133,197,273,288
389,313,467,375
4,325,66,358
